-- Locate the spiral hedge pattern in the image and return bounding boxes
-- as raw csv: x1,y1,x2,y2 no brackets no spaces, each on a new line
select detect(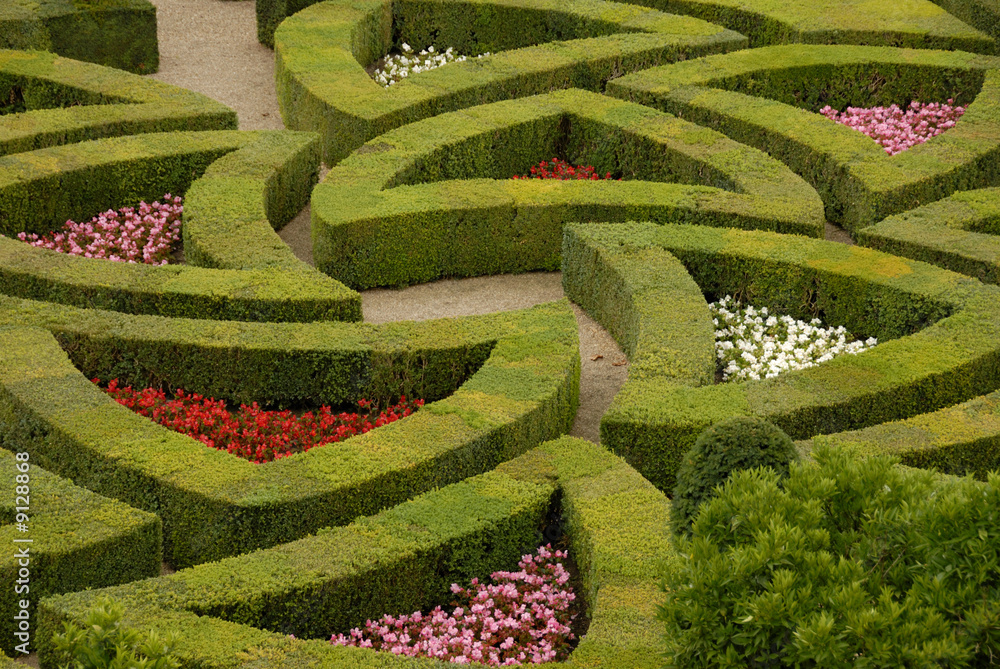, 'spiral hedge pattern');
0,0,997,665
